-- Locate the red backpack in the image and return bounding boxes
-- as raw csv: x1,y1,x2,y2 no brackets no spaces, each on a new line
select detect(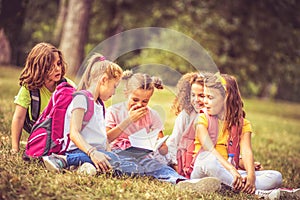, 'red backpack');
24,82,94,158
